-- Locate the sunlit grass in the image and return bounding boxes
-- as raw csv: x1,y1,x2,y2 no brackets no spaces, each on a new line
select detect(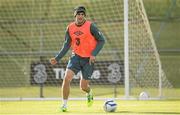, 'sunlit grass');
1,100,180,115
